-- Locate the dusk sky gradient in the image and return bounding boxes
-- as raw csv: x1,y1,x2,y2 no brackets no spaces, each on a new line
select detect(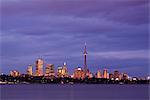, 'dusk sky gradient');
0,0,149,77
